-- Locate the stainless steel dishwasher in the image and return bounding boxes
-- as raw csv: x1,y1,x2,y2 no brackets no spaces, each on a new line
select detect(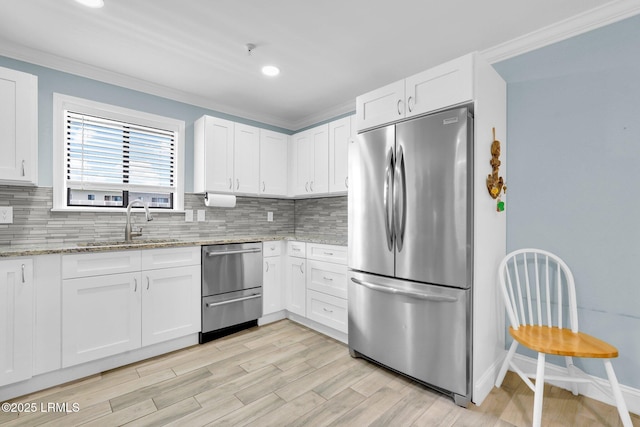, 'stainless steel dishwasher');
200,242,263,343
